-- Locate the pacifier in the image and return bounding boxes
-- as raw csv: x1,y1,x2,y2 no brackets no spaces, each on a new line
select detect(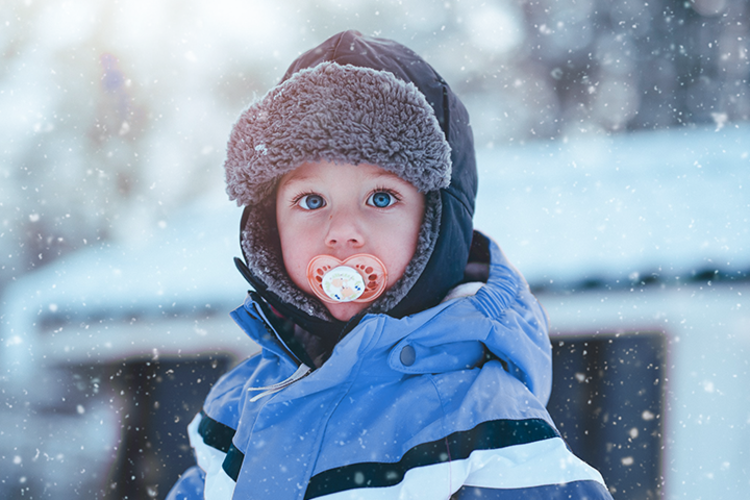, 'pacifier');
306,254,388,304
